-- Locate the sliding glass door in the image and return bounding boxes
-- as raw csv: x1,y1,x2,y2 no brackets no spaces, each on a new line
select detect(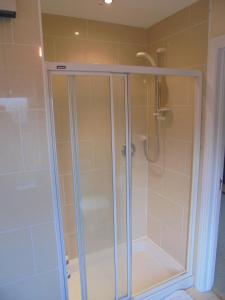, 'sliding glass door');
50,73,130,300
48,66,201,300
